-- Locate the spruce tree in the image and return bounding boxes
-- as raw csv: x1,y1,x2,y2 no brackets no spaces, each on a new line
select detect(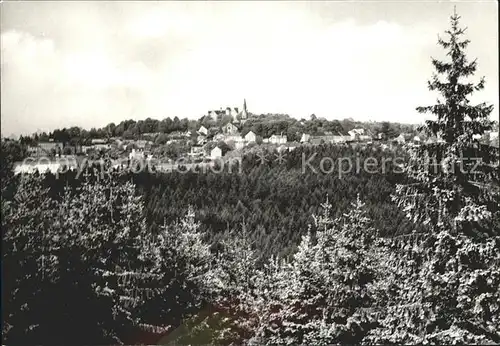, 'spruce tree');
139,206,216,344
374,9,500,344
2,174,56,344
393,7,498,234
257,196,383,345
